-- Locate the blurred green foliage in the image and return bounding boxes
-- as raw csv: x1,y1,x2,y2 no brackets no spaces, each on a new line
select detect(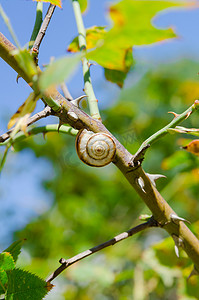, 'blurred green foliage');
10,59,199,299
